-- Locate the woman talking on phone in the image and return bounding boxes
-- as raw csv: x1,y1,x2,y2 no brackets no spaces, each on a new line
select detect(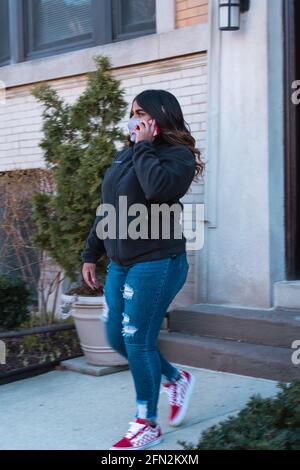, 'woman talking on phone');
81,89,205,450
